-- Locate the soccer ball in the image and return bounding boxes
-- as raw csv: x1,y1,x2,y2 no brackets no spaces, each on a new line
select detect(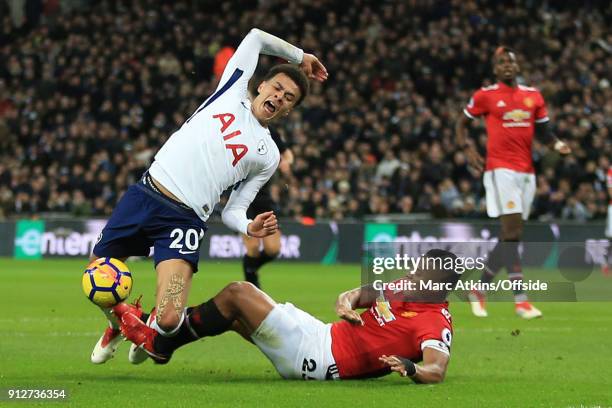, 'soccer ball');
82,258,133,307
